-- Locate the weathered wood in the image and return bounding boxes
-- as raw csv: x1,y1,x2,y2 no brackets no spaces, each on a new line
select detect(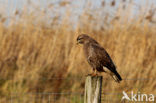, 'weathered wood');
84,76,103,103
